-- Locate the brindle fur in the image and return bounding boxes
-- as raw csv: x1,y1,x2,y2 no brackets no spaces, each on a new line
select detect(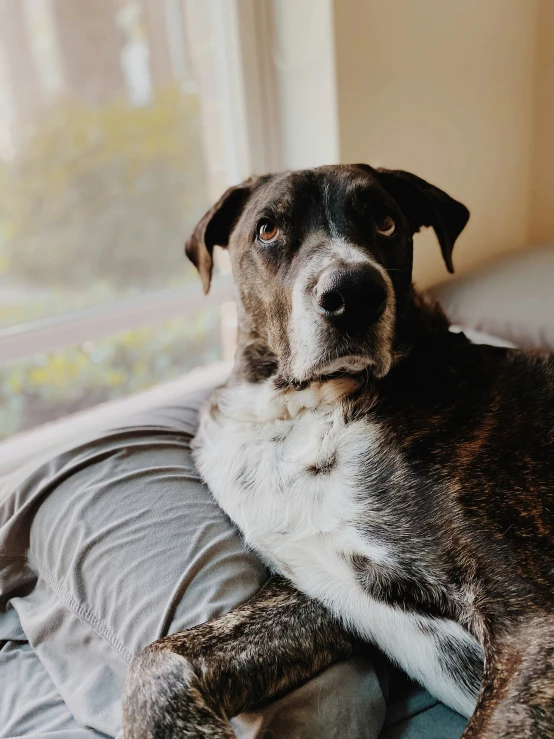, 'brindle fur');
123,165,554,738
123,577,359,738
